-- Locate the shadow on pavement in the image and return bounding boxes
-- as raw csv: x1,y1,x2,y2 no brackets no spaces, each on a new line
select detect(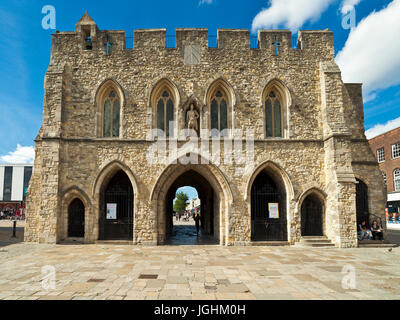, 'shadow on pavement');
0,221,24,248
165,224,218,245
387,228,400,246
